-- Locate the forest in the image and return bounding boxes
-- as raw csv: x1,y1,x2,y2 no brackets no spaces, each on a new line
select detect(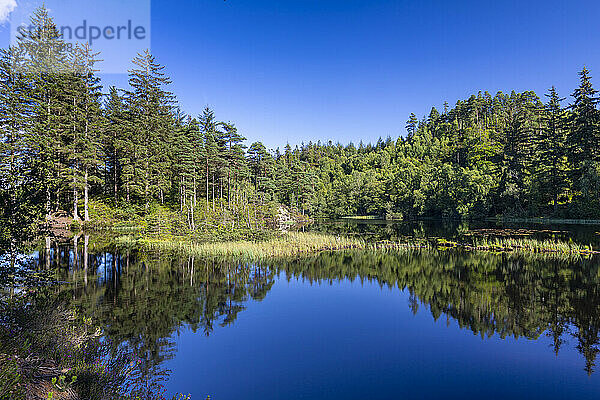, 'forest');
3,7,600,246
